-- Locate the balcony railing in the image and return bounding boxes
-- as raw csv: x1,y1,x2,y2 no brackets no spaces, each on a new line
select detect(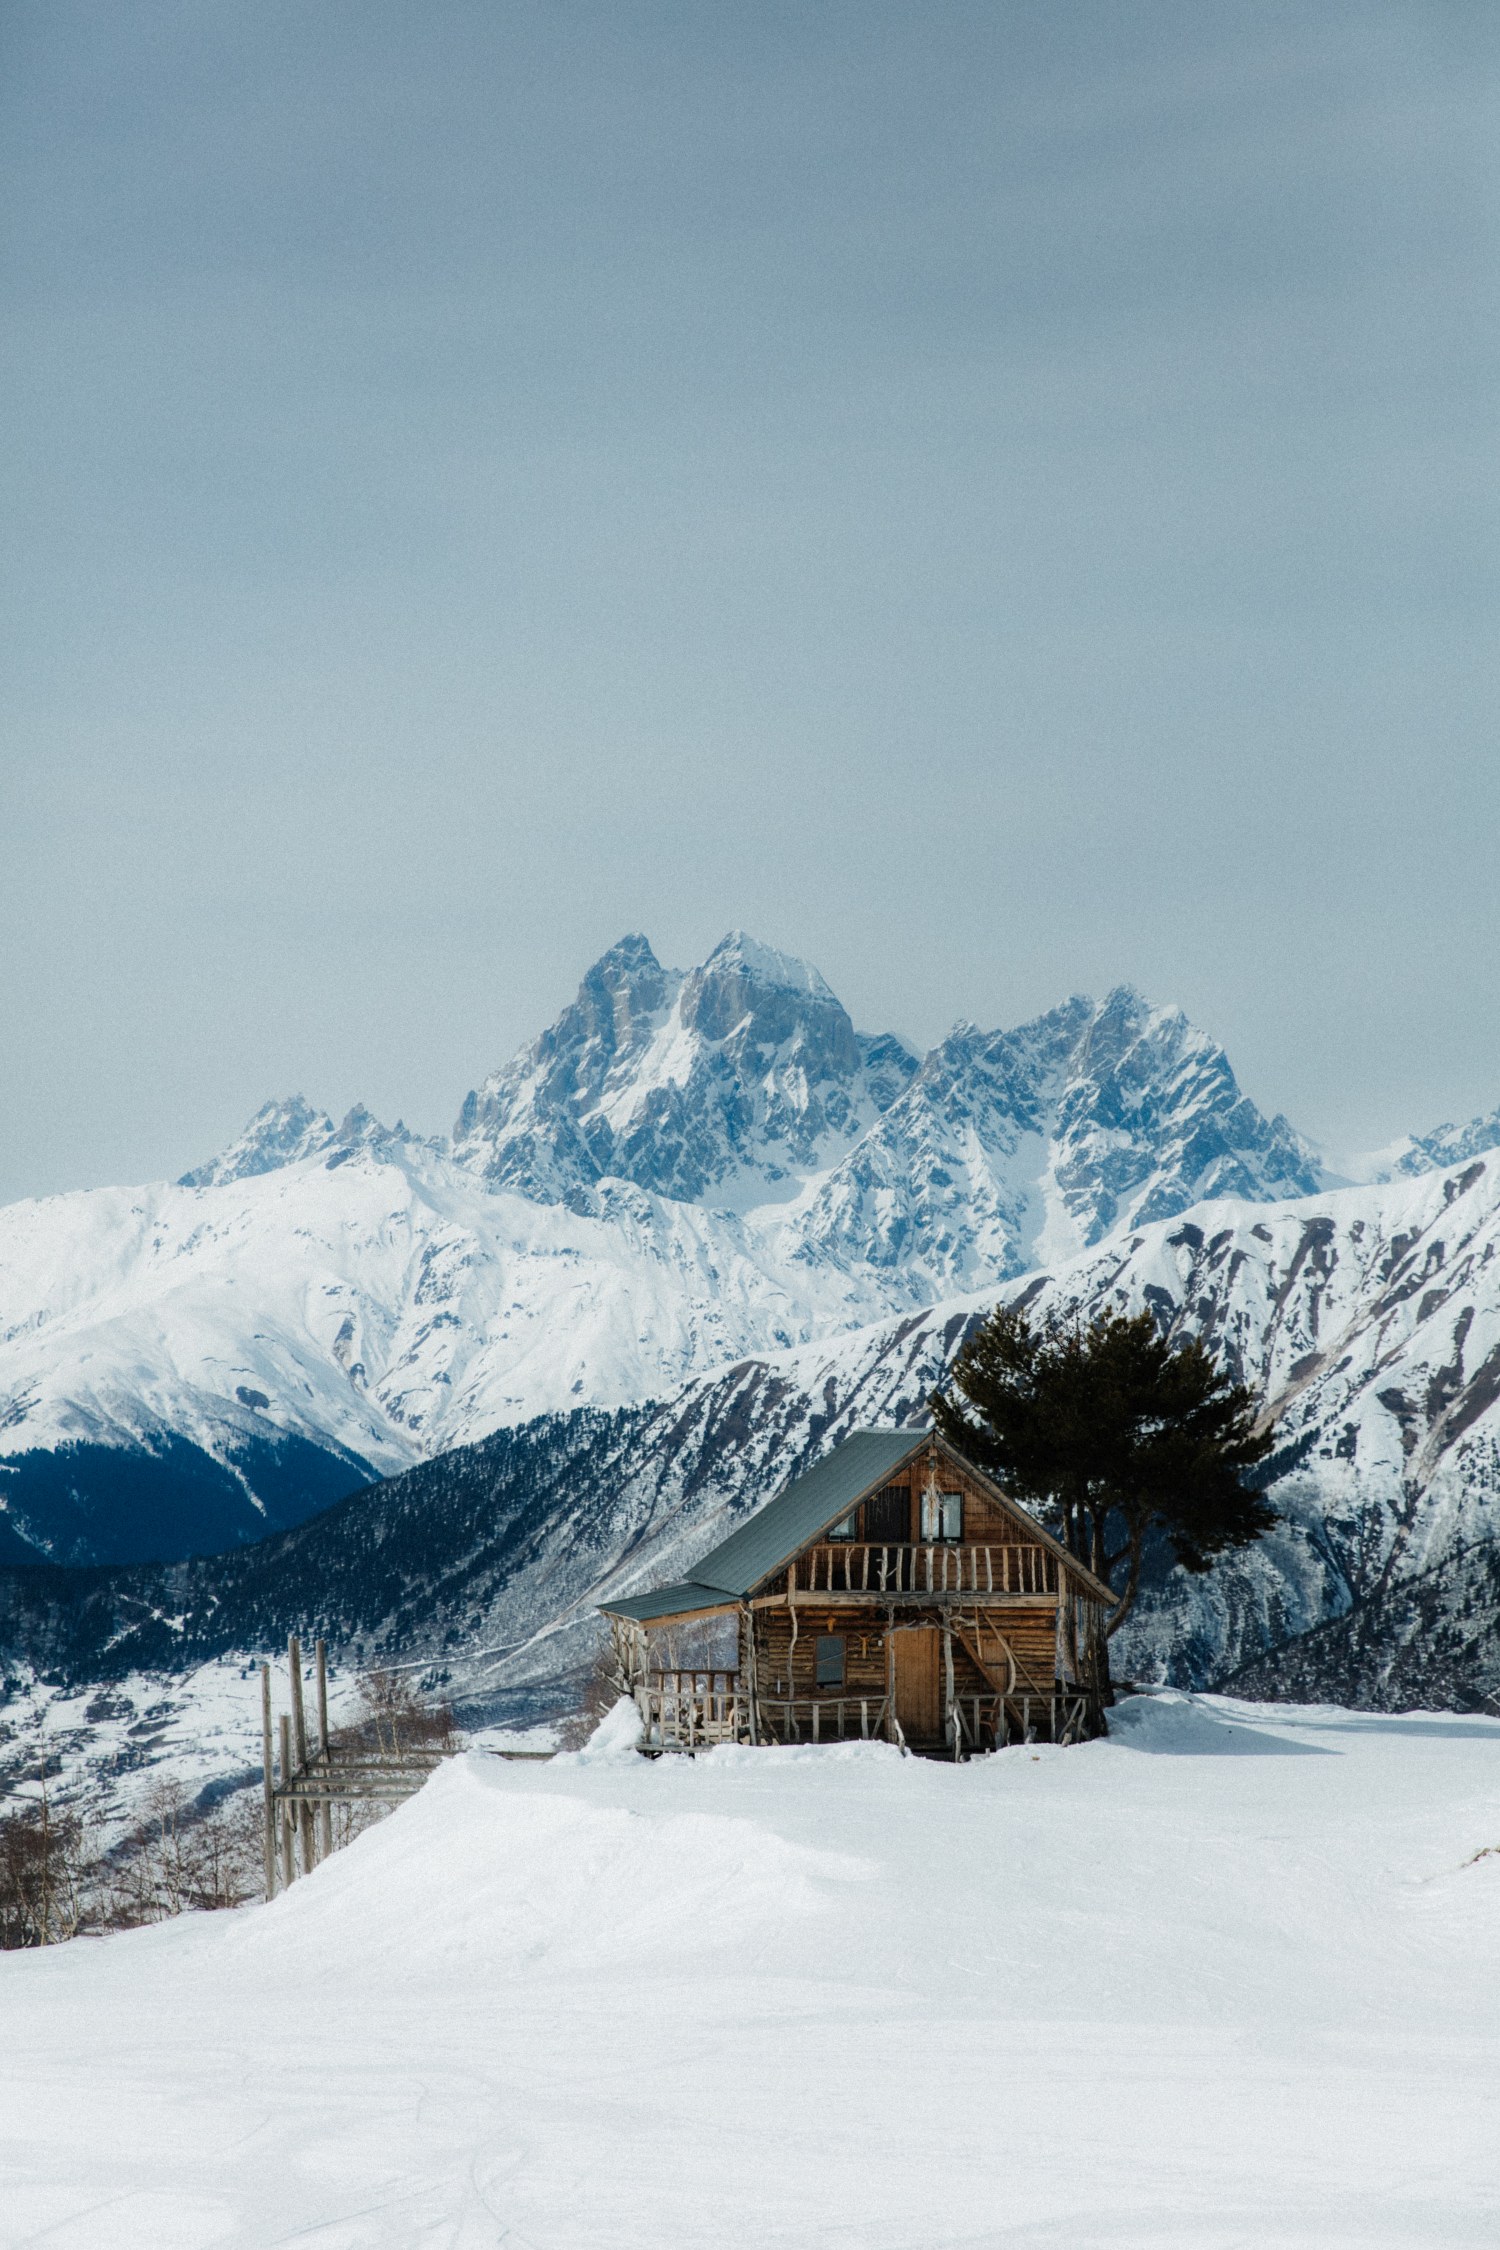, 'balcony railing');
633,1673,1099,1755
756,1695,891,1746
791,1542,1058,1597
950,1690,1098,1752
